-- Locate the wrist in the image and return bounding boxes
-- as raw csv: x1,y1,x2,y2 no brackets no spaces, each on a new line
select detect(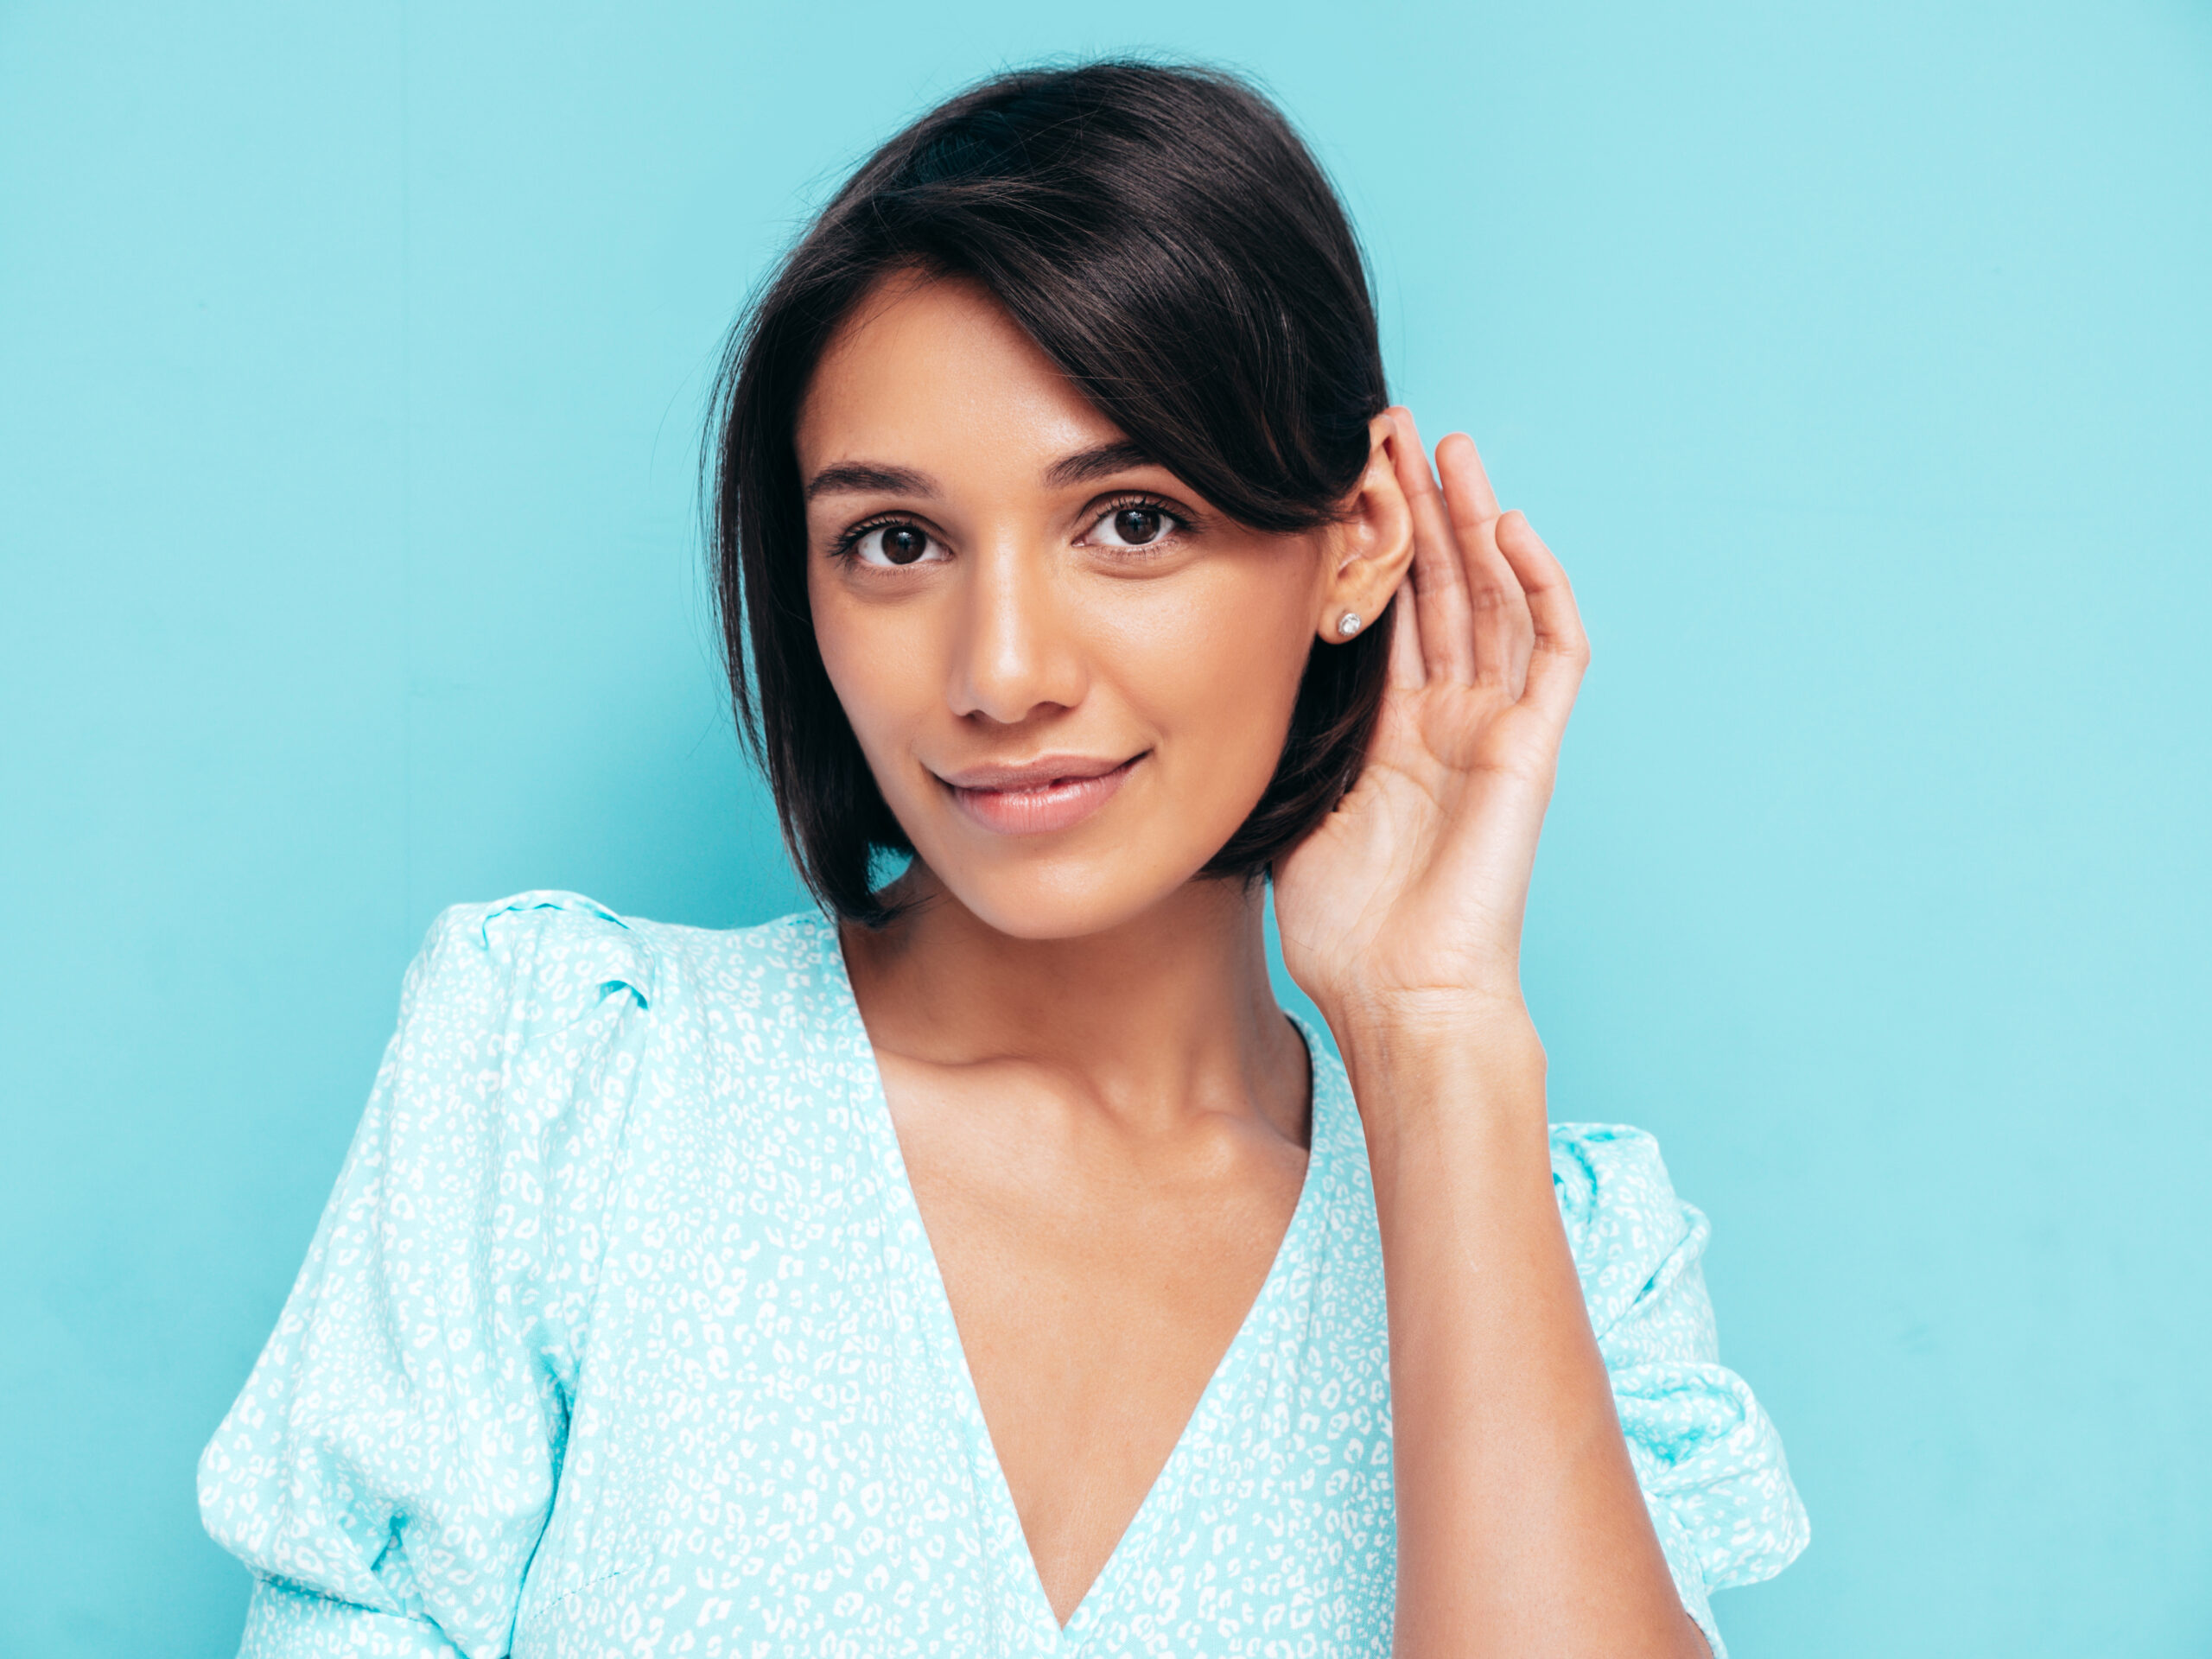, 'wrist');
1321,984,1541,1066
1330,1003,1550,1167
